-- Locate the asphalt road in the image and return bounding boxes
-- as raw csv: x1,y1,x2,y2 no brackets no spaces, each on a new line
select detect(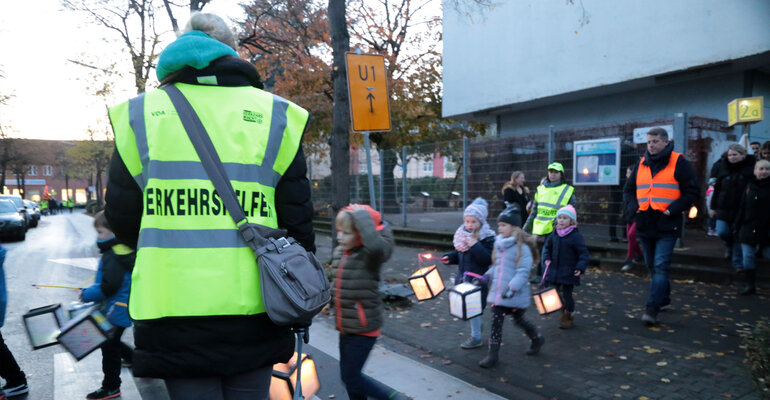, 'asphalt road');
2,210,101,400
